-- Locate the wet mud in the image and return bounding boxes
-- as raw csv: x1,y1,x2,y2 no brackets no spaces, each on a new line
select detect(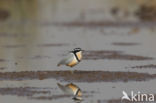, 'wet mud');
0,33,21,38
0,87,51,96
0,71,155,82
0,67,6,70
53,21,156,27
83,51,153,60
112,42,139,46
0,59,6,62
0,87,52,99
37,43,68,47
2,44,26,48
0,87,91,100
31,94,91,101
30,94,72,100
0,9,10,21
131,64,156,69
18,55,52,60
31,55,52,59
